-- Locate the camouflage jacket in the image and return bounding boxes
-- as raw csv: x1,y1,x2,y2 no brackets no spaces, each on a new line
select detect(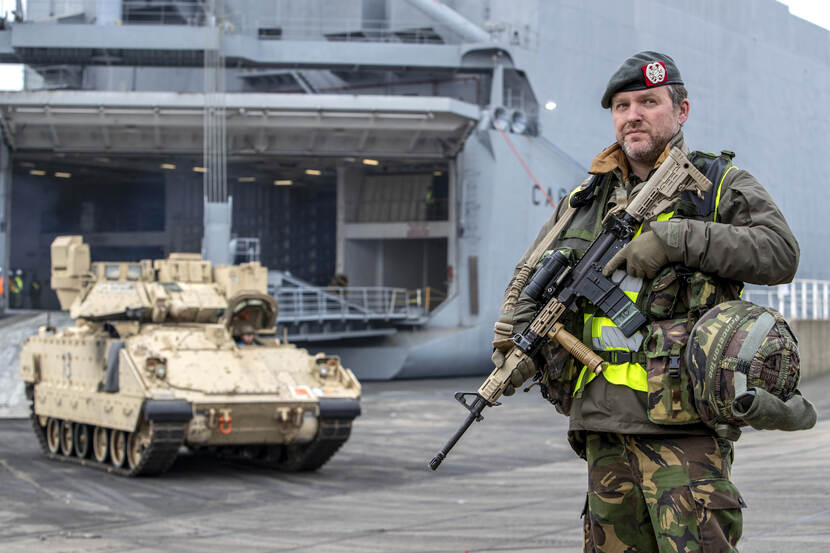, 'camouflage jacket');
505,132,800,436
